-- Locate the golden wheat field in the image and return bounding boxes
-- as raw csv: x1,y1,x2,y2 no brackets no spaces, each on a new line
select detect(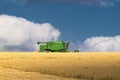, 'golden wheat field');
0,52,120,80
